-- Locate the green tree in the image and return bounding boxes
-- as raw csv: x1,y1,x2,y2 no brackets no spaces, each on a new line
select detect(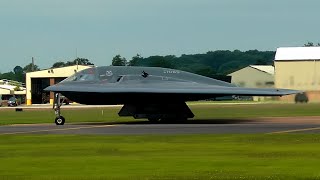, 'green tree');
304,42,320,47
66,58,94,66
112,55,127,66
52,62,66,68
148,56,174,68
128,54,143,66
74,58,94,65
304,42,314,47
194,66,216,78
14,85,22,91
13,66,23,74
108,50,275,76
13,66,24,82
0,72,16,80
23,63,40,72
